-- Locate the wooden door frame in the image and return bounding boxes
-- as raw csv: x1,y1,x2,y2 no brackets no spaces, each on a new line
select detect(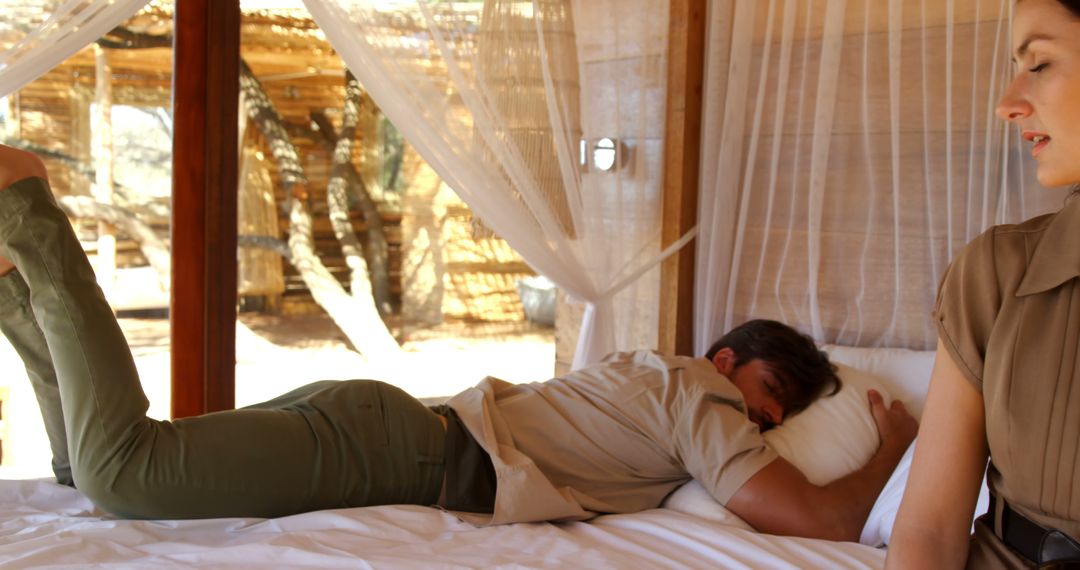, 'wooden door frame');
658,0,707,357
170,0,241,418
